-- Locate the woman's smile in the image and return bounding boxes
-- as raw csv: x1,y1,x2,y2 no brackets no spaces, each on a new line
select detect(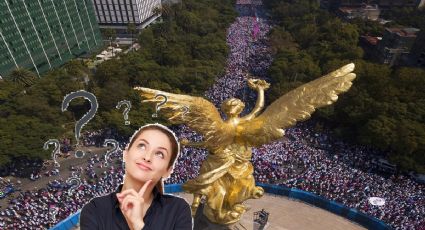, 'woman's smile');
136,162,152,171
